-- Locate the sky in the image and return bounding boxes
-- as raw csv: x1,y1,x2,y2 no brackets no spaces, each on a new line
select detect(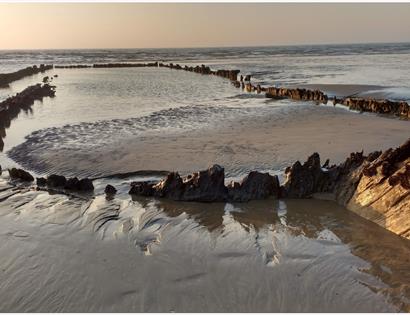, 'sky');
0,3,410,49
